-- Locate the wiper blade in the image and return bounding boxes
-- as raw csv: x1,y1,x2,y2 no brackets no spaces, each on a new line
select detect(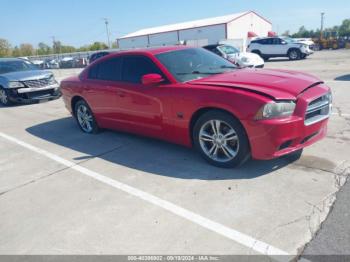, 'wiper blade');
177,71,221,75
219,65,236,69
